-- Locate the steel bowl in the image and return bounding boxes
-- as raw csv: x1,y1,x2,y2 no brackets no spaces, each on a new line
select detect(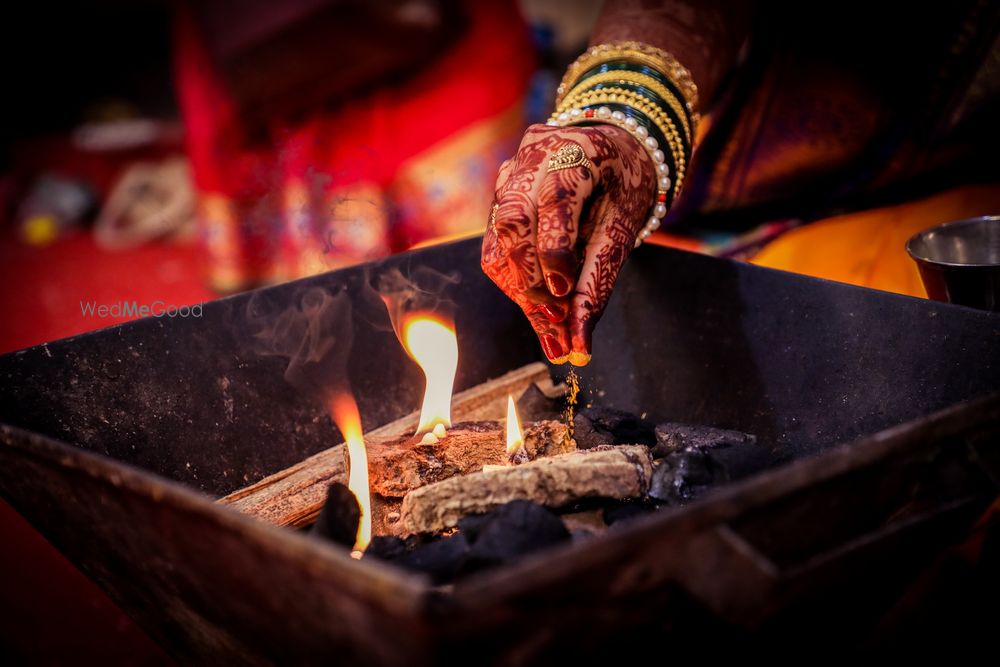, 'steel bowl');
906,215,1000,311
